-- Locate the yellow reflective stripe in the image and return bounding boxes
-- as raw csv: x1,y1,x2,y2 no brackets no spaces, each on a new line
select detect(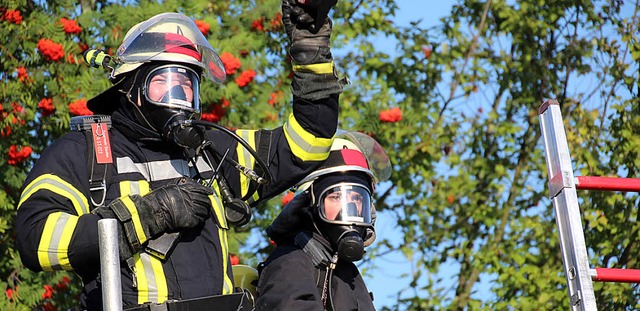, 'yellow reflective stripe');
219,226,233,294
134,253,168,304
119,180,151,245
133,253,149,303
209,190,228,230
138,180,150,195
207,189,233,293
236,130,256,198
283,114,334,161
292,61,334,74
38,212,78,271
120,180,150,196
120,196,148,245
149,254,168,302
123,180,166,304
19,174,89,215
